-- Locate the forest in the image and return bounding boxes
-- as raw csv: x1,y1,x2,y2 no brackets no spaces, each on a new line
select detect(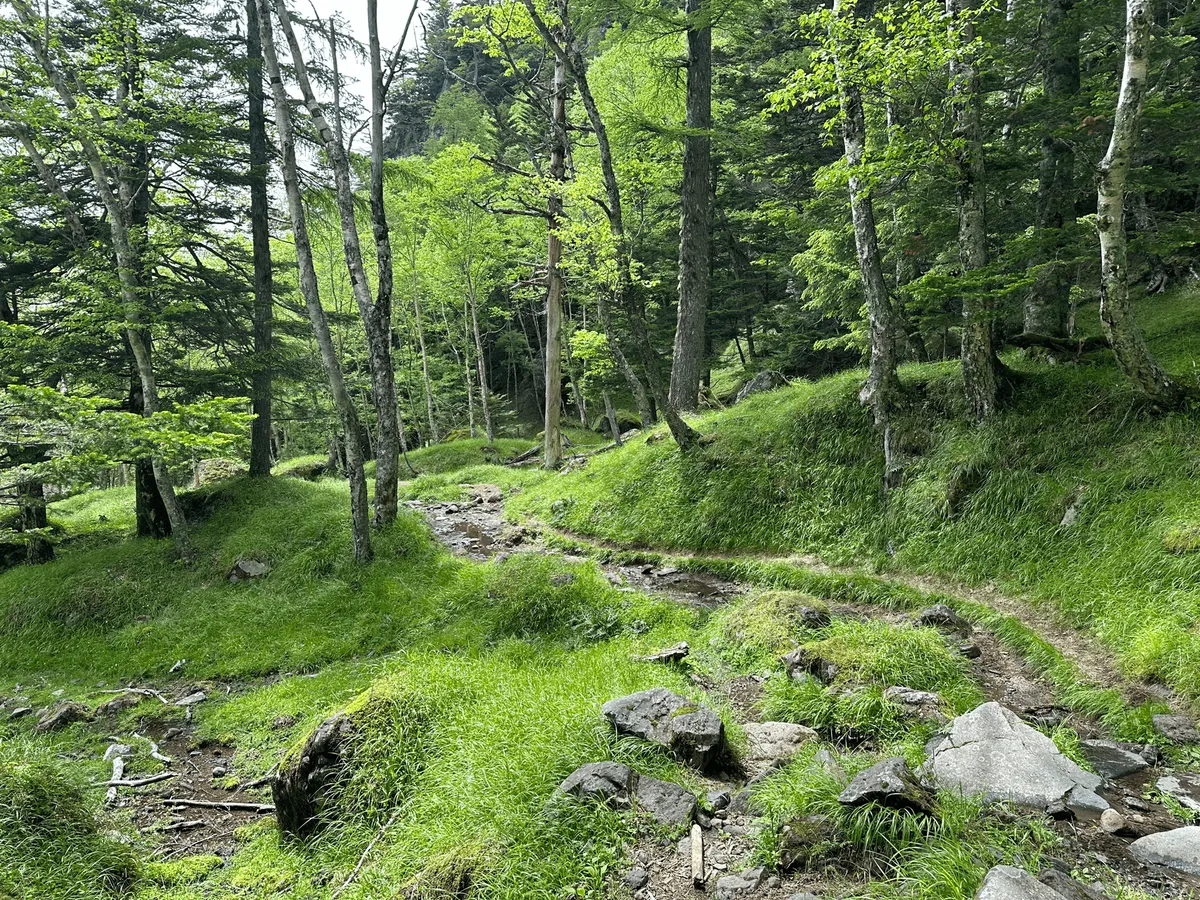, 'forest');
2,0,1200,897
